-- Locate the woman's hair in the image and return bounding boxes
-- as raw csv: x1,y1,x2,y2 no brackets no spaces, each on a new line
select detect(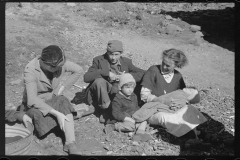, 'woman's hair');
162,48,188,68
